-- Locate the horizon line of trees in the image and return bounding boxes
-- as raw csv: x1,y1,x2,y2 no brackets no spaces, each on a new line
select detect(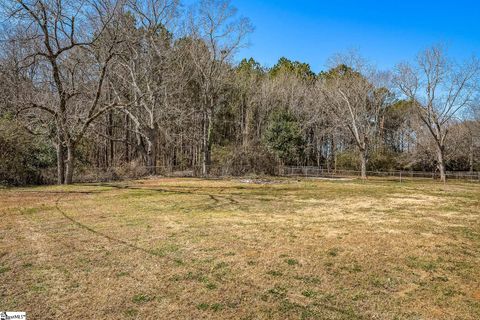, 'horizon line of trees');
1,0,479,185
